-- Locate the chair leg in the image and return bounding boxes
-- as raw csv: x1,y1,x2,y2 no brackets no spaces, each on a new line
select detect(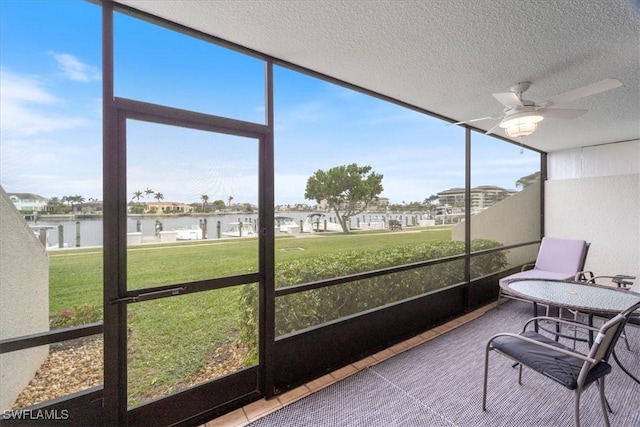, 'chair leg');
622,327,631,351
482,348,491,411
574,390,581,427
598,378,611,427
518,363,523,385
